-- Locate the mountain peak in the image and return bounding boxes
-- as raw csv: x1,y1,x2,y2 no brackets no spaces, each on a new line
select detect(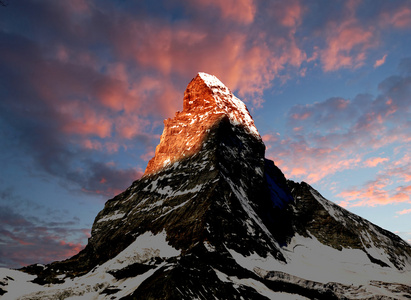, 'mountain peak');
3,73,411,299
144,72,260,175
